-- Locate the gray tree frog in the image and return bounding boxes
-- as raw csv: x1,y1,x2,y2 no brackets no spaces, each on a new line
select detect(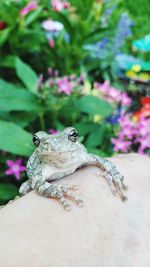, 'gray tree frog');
19,127,127,210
